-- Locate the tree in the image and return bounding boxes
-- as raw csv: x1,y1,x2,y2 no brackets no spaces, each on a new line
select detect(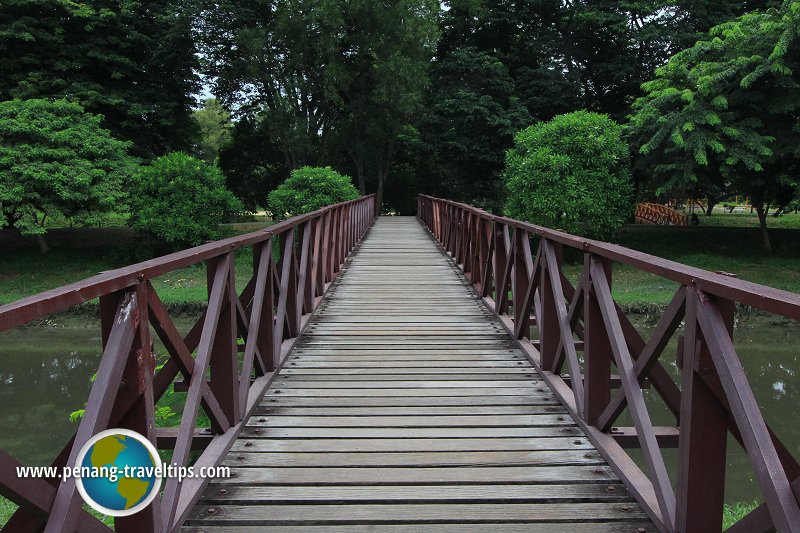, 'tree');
128,152,242,249
503,111,634,240
217,118,289,212
630,0,800,251
267,167,360,220
417,47,530,209
197,0,439,208
0,0,199,158
0,99,135,253
329,0,440,208
194,98,233,164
